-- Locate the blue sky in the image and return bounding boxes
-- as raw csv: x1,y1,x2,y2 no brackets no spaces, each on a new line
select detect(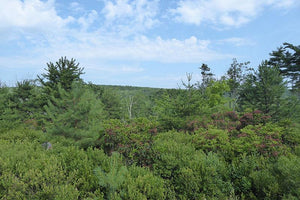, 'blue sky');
1,0,300,88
